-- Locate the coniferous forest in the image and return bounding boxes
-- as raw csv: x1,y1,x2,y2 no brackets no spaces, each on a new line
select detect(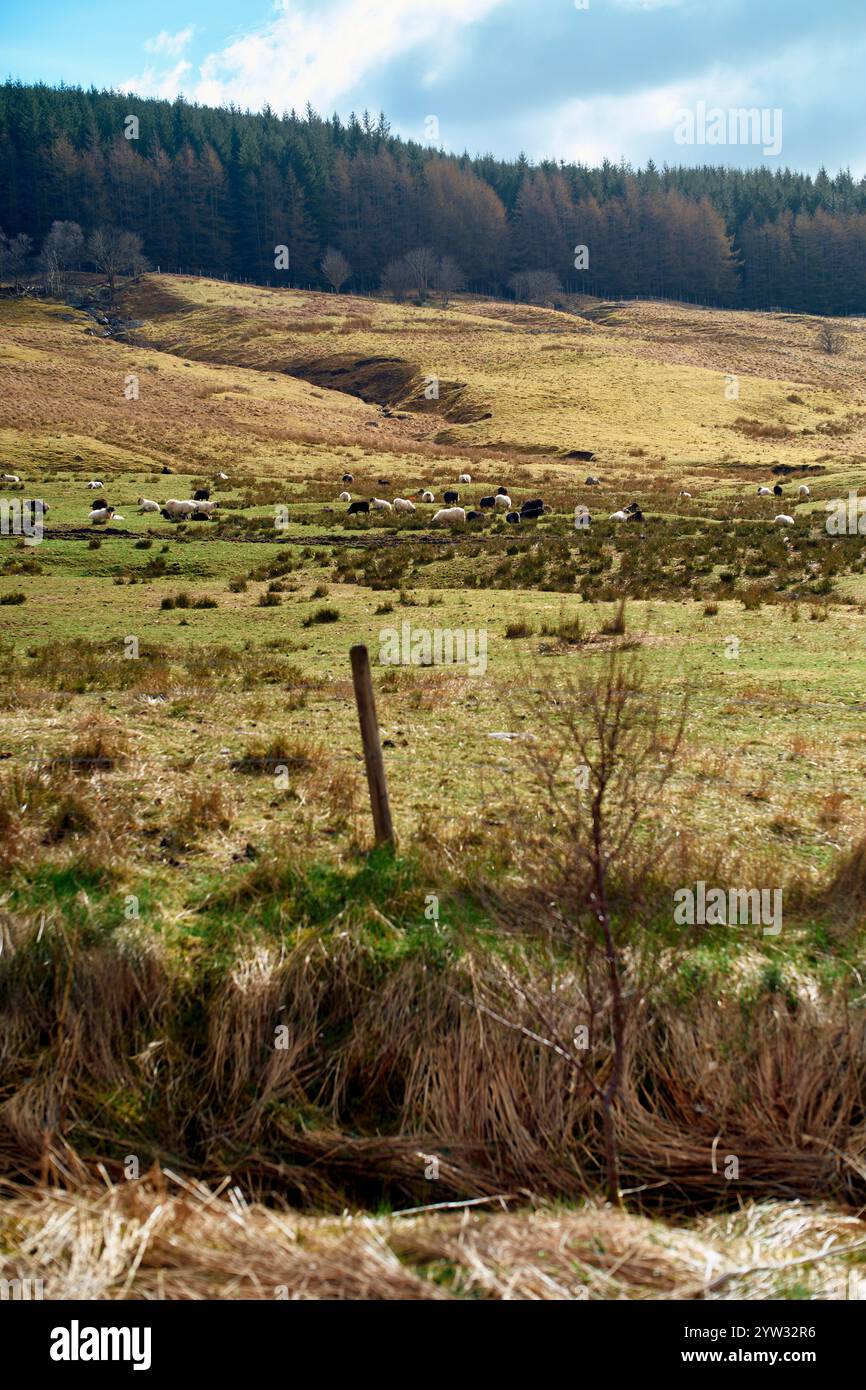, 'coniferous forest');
2,78,866,313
